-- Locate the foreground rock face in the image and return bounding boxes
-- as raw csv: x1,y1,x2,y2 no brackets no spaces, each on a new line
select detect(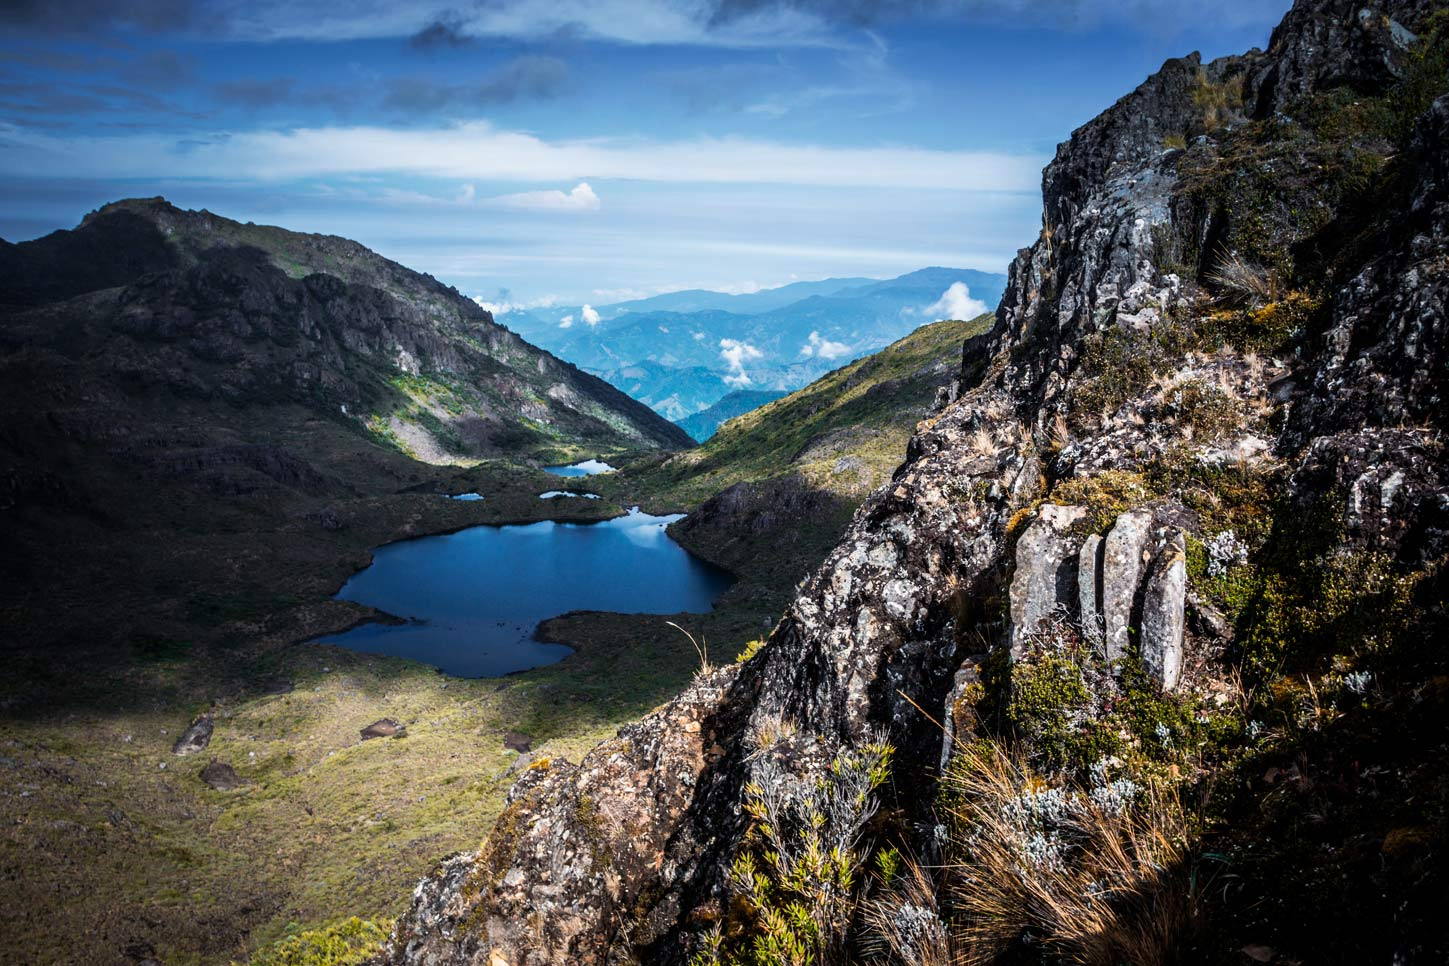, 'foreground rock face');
383,2,1448,962
1008,503,1087,657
